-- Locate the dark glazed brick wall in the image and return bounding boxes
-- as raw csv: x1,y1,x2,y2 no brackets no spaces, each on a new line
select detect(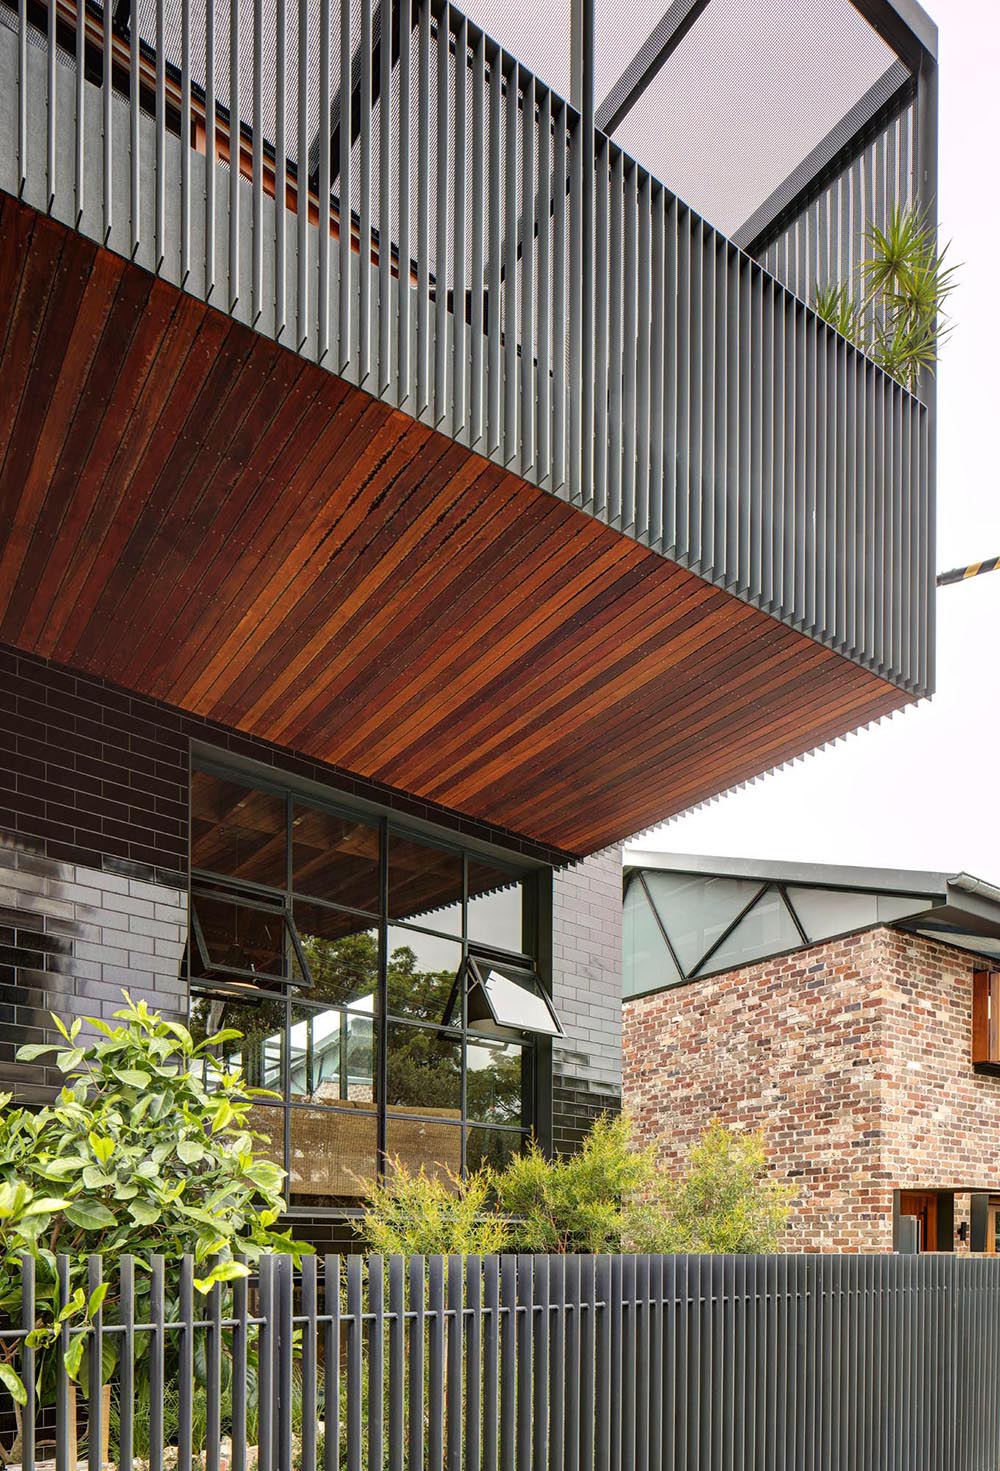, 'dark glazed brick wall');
0,840,187,1103
550,846,623,1153
0,644,572,1104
